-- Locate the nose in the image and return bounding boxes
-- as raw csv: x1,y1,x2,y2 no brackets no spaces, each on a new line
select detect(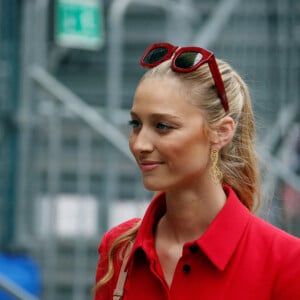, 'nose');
129,127,154,155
